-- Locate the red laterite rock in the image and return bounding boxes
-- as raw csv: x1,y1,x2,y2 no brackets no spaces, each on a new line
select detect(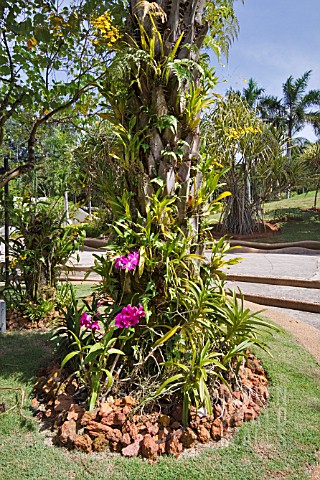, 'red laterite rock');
141,434,159,459
121,434,143,457
180,427,197,448
73,434,93,453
